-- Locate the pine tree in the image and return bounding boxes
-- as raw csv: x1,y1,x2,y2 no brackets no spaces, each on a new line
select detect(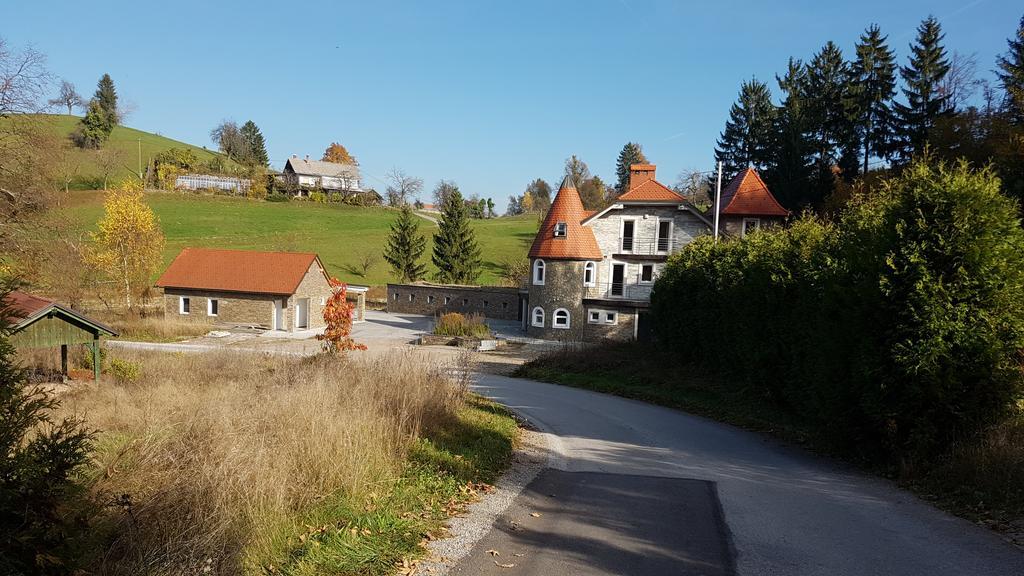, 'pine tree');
804,42,854,167
384,205,427,282
93,73,118,128
714,78,777,179
766,59,814,209
432,184,482,284
614,142,648,194
893,16,952,161
997,15,1024,123
78,99,111,148
240,120,269,167
848,25,897,173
